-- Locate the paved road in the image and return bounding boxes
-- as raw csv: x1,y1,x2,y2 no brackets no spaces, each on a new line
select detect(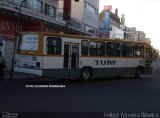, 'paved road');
0,61,160,113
